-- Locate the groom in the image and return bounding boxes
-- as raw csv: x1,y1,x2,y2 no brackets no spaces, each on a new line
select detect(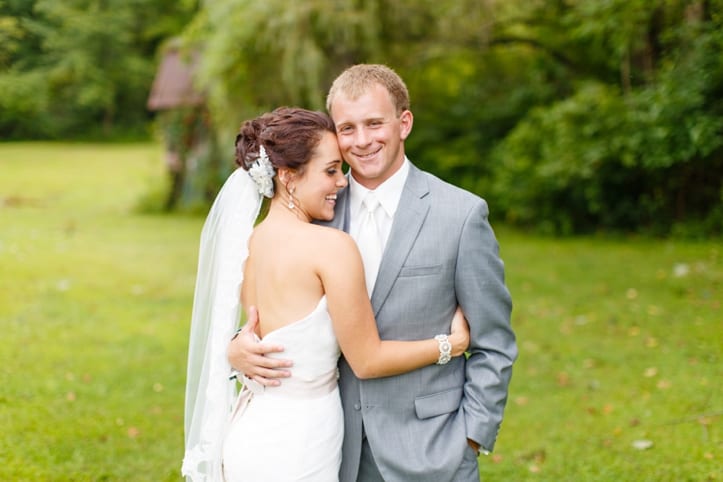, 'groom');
229,64,517,481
